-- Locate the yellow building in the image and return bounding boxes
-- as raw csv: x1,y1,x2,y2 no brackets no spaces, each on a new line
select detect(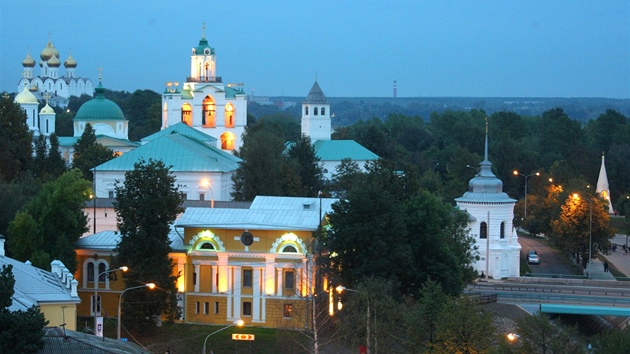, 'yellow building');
75,196,336,329
0,236,80,331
